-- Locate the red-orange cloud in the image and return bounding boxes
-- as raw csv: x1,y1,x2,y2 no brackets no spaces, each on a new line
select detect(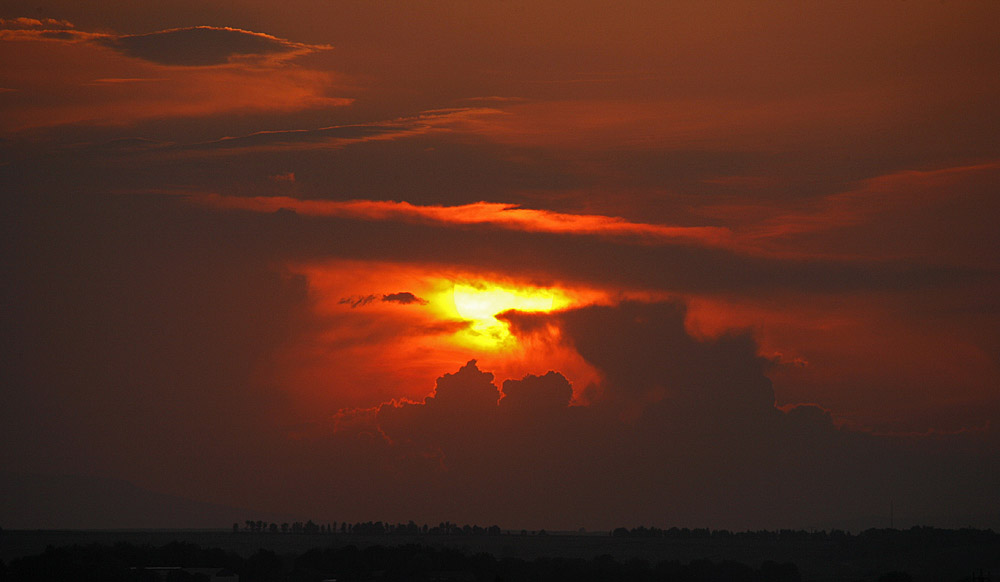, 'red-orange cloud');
191,194,734,247
0,24,346,130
